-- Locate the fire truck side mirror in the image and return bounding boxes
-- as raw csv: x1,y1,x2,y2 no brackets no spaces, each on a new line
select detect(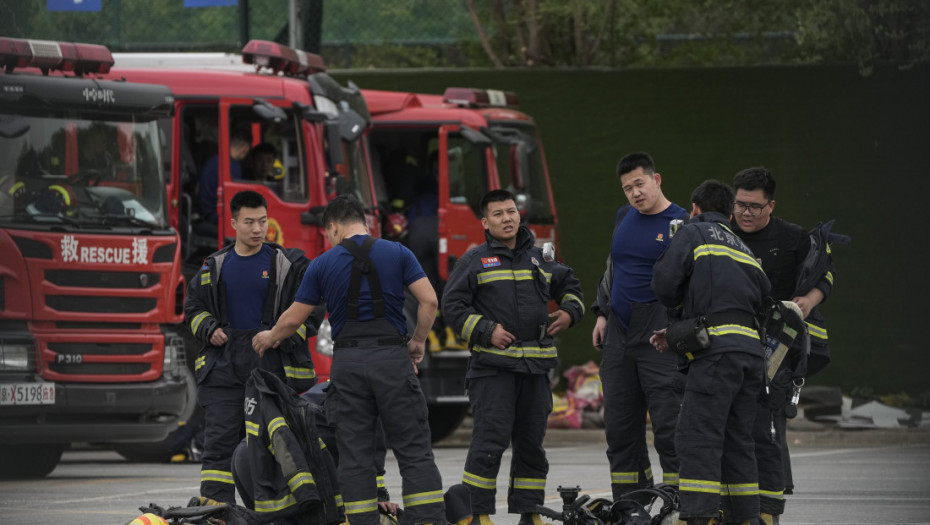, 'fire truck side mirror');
302,207,326,226
298,103,328,123
338,109,367,142
253,99,287,122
